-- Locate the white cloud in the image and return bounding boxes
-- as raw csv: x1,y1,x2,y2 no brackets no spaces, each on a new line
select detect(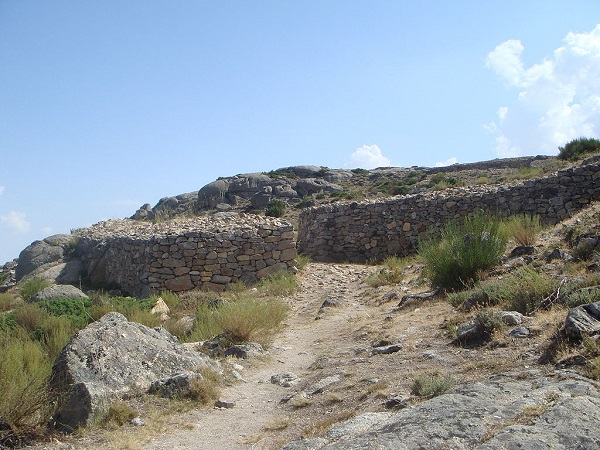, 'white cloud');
485,25,600,157
0,186,4,195
344,144,391,169
435,157,458,167
41,226,53,235
0,211,31,233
